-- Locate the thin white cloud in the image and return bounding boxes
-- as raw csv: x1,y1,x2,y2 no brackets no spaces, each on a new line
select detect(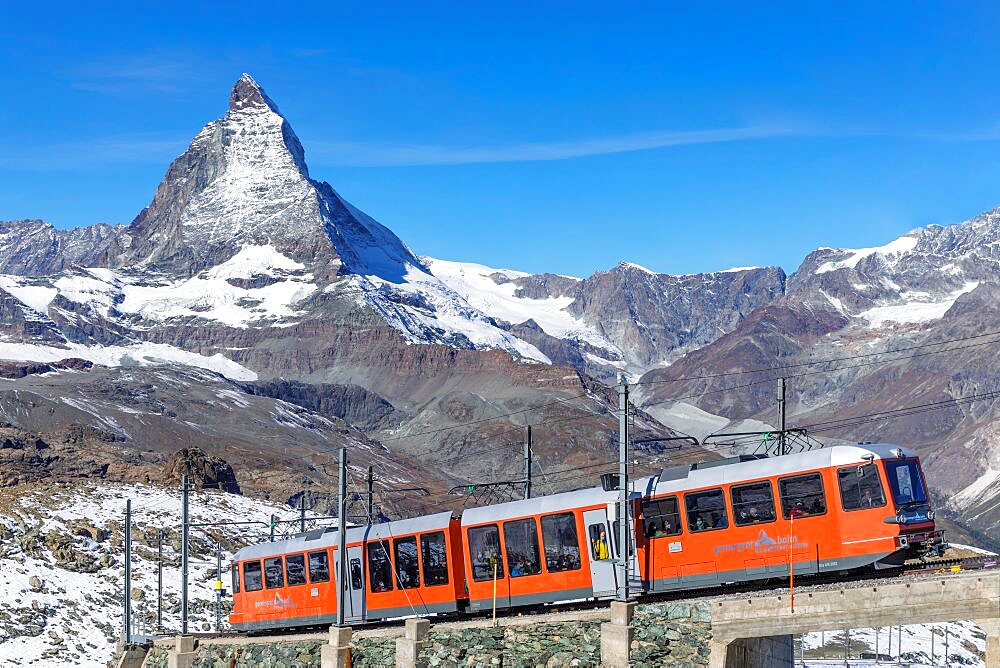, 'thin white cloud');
308,125,802,166
69,53,210,95
0,137,188,171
